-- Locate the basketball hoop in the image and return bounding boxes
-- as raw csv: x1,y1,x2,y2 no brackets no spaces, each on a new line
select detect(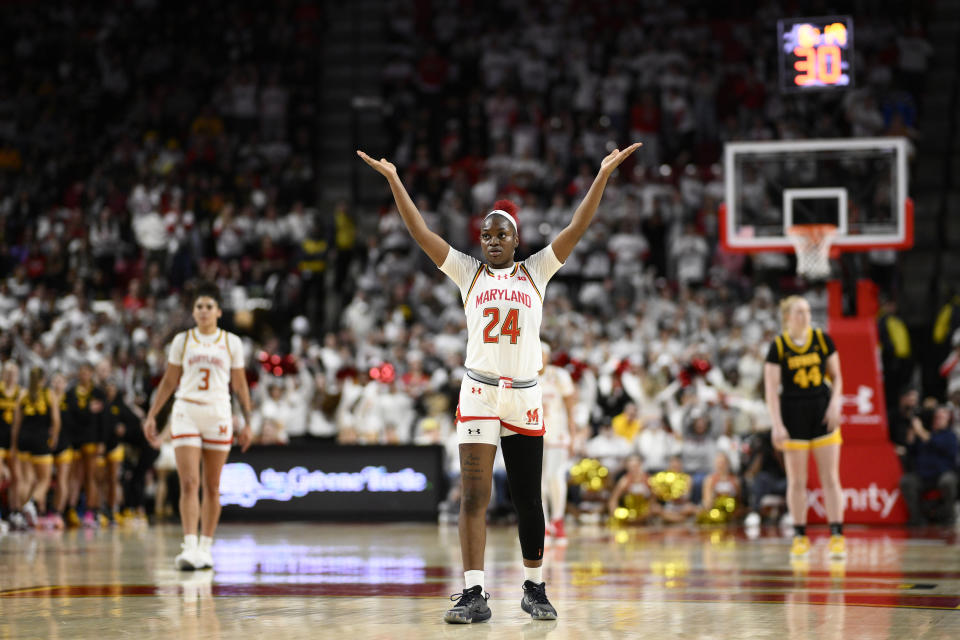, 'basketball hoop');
787,224,838,280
